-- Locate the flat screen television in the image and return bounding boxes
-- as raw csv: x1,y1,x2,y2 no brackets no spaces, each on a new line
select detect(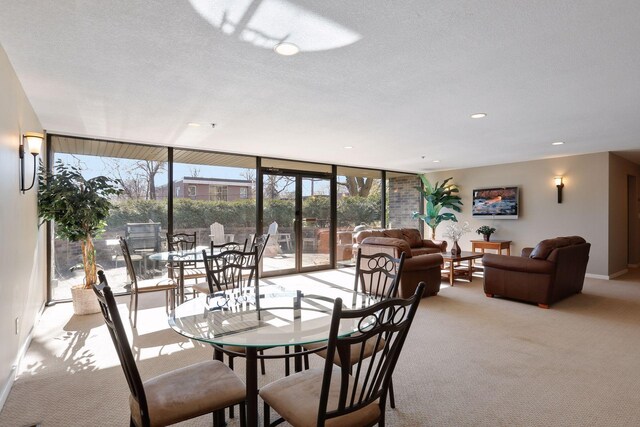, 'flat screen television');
472,186,519,219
